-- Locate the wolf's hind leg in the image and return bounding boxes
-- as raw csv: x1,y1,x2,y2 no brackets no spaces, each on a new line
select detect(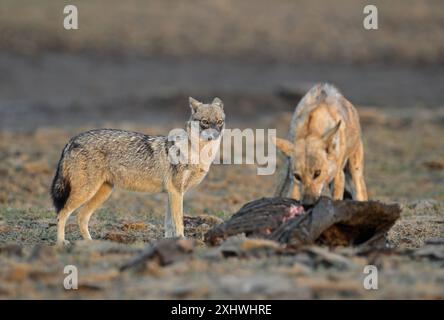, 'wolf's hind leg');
78,182,113,240
57,206,78,246
57,192,90,245
57,183,103,245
